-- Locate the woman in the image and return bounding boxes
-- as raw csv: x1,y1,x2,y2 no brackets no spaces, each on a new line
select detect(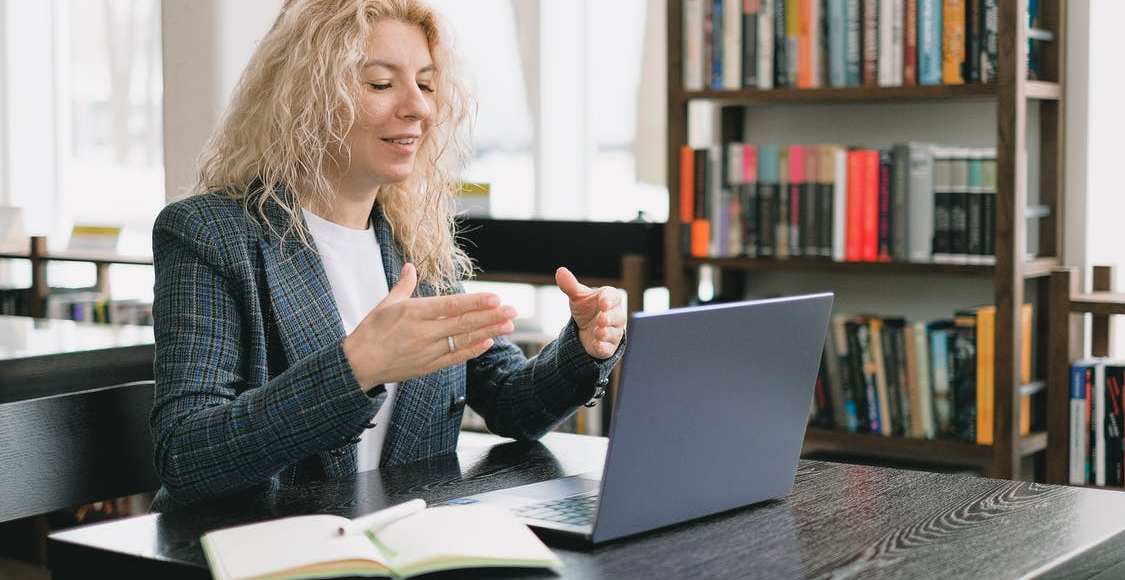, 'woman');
150,0,626,512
